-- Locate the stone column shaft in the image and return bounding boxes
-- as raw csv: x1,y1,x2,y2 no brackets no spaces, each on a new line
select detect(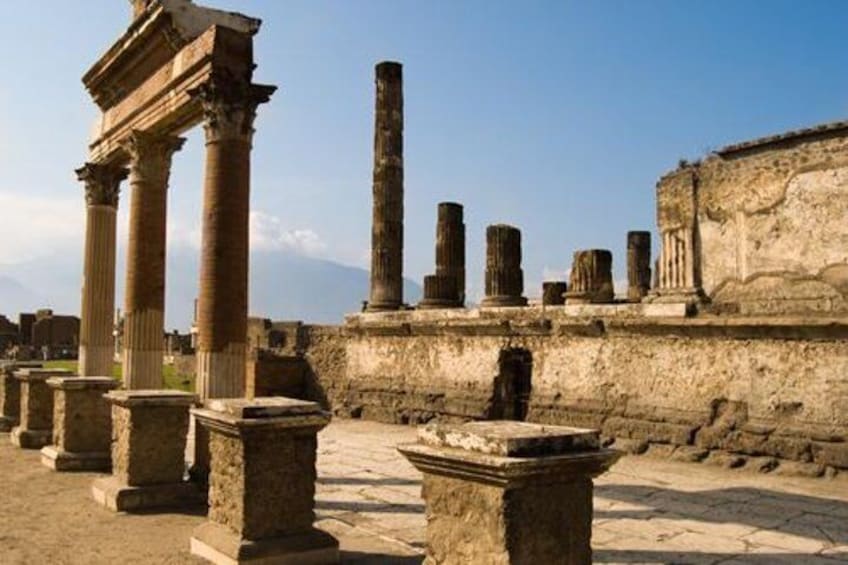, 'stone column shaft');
190,79,275,401
565,249,614,304
435,202,465,304
77,163,127,377
121,131,185,390
481,224,527,307
626,231,651,302
368,61,404,311
542,281,567,306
